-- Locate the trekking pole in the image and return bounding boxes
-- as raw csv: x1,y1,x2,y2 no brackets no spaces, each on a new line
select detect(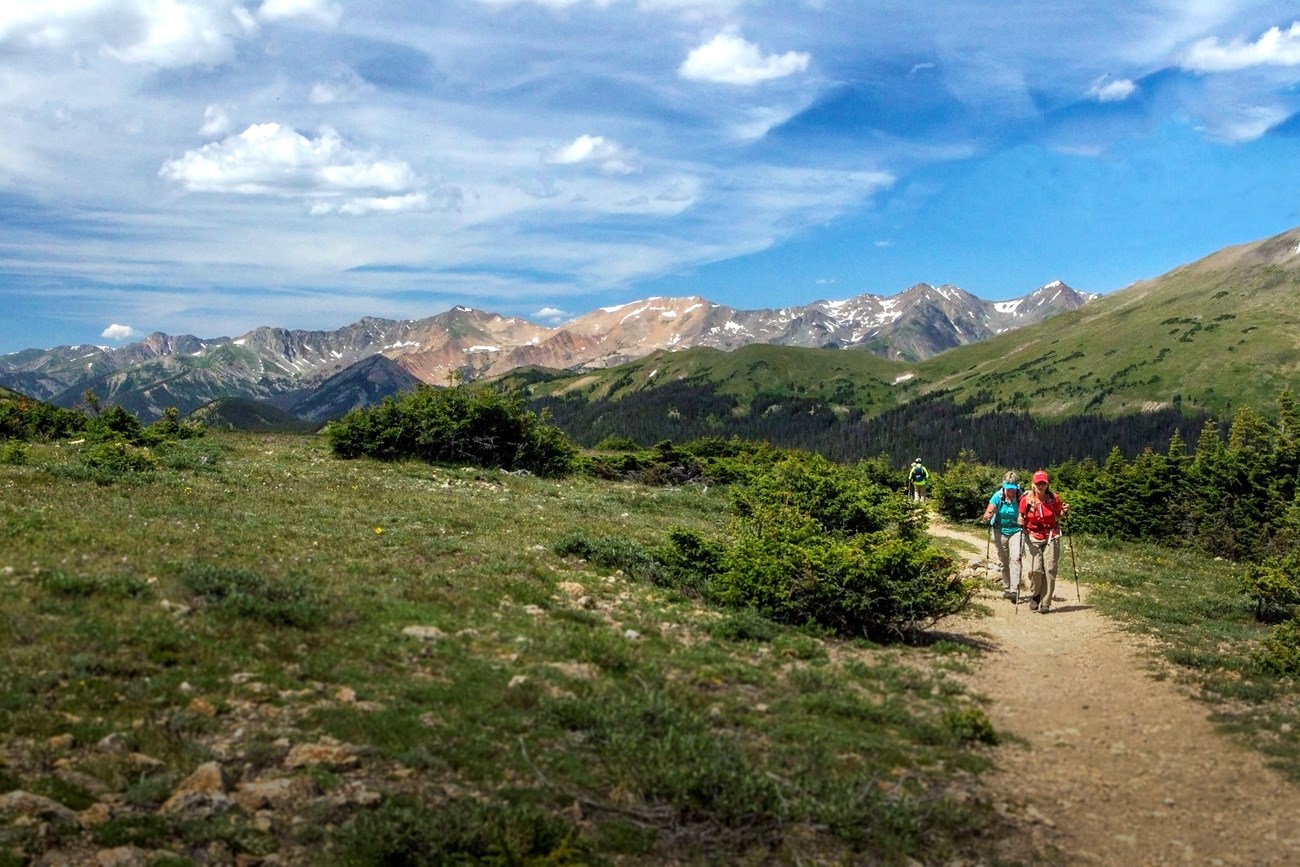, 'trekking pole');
985,523,992,579
1008,532,1019,613
1064,515,1081,602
